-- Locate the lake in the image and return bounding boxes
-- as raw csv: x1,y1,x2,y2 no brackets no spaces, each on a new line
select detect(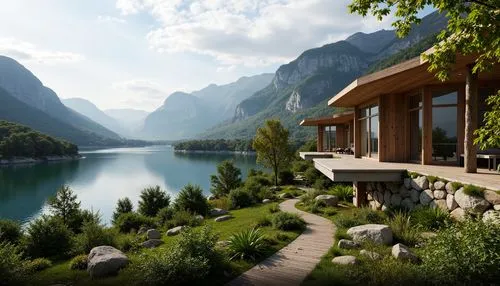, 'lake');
0,146,259,225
